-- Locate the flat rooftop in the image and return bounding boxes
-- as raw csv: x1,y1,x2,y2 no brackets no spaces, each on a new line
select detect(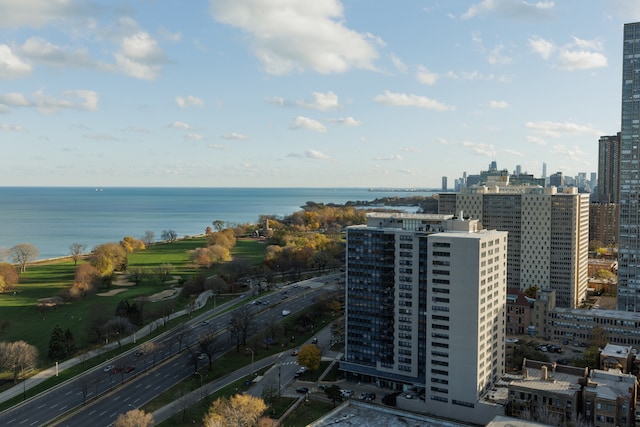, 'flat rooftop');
308,401,473,427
